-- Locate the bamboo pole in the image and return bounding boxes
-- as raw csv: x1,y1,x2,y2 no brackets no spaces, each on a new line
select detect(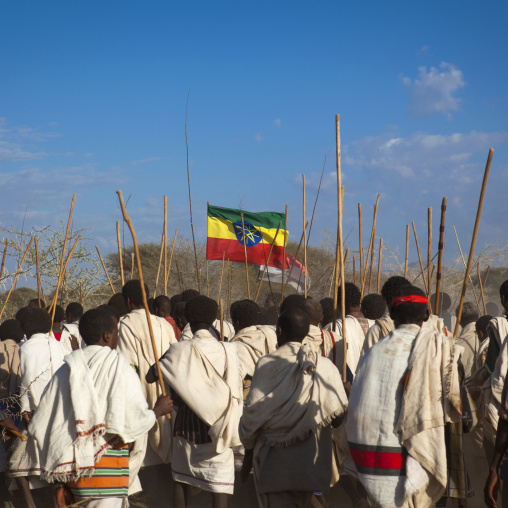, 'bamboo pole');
427,208,432,297
240,213,251,299
453,227,483,315
254,222,282,302
377,238,383,294
412,222,429,296
454,149,494,337
0,237,33,320
165,229,178,288
96,245,116,295
404,225,409,279
164,196,168,296
303,174,307,298
360,195,380,298
281,222,308,297
328,265,336,298
217,252,226,302
477,261,487,315
368,238,375,293
353,255,356,286
130,253,135,280
484,265,491,288
34,237,42,306
358,203,363,288
434,198,448,315
219,300,224,341
281,205,288,301
0,239,8,282
116,222,124,288
153,229,165,298
116,190,170,417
